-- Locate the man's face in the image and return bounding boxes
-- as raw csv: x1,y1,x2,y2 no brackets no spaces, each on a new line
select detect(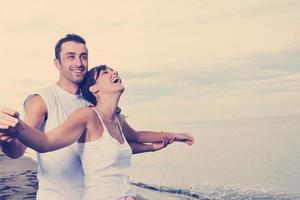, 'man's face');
55,41,88,84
